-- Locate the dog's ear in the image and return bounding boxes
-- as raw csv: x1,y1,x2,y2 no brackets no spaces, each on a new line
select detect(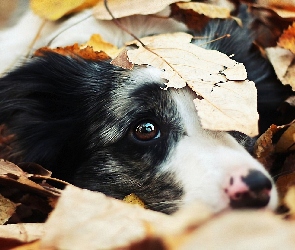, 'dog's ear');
0,52,113,174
